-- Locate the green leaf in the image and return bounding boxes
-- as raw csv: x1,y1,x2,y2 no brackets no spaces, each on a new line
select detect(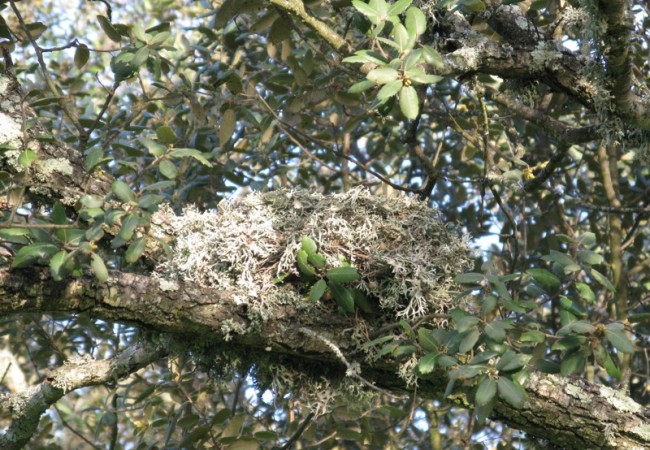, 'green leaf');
576,232,596,247
520,330,545,344
605,328,635,354
454,314,480,333
301,236,318,255
417,328,439,352
527,268,561,289
444,370,458,398
391,23,409,51
422,46,444,68
138,137,167,156
552,335,585,351
405,7,427,37
84,147,111,172
399,85,419,119
74,44,90,69
454,272,484,285
497,376,526,408
326,266,360,283
0,228,30,245
310,279,327,301
125,237,147,264
542,249,575,268
97,15,122,42
117,214,140,242
475,378,497,406
560,350,585,376
49,250,69,281
111,180,135,203
577,250,603,265
485,320,512,342
158,159,178,179
12,243,59,268
496,349,528,372
367,67,400,84
342,51,386,65
169,148,213,167
418,353,437,374
575,282,596,304
565,319,595,335
594,343,621,380
387,0,412,16
437,355,457,368
393,344,416,358
488,276,512,301
138,194,164,211
307,252,326,268
156,125,177,144
18,149,38,168
328,282,355,313
377,79,403,101
296,250,318,277
589,268,616,293
353,288,373,313
535,359,560,374
352,0,382,24
399,320,416,339
90,252,109,282
459,329,480,353
470,351,499,365
407,71,443,85
480,294,497,316
348,80,376,94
